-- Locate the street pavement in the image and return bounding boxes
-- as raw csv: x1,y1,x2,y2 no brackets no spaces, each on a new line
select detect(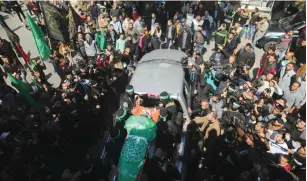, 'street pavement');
0,10,61,89
1,6,265,89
